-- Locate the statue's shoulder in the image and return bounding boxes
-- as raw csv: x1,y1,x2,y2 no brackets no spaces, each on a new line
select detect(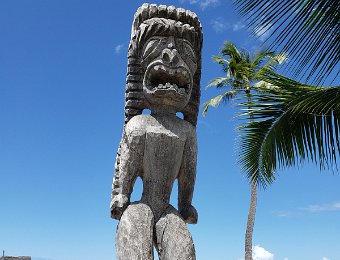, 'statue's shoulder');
125,114,152,134
169,118,196,143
